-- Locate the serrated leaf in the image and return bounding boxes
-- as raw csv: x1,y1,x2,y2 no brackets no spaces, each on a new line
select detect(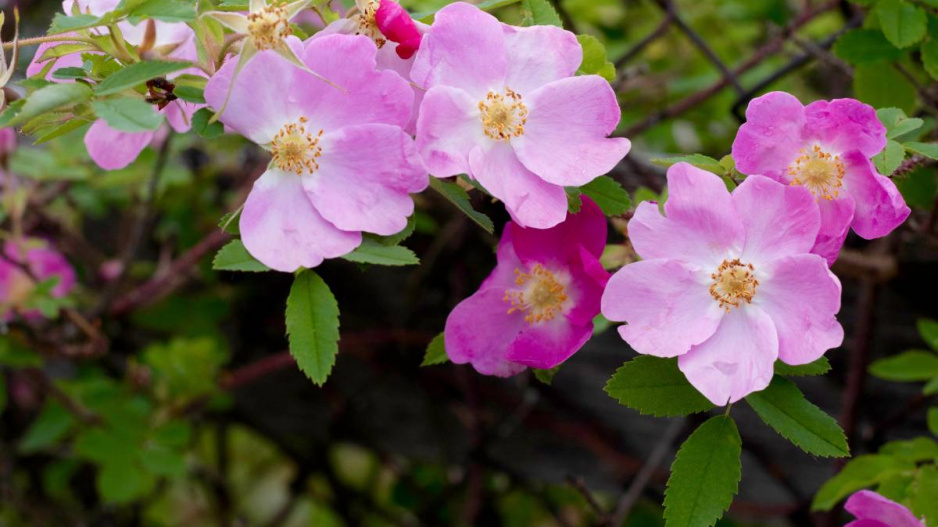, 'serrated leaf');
604,356,714,417
876,0,927,48
873,140,906,175
0,83,92,128
48,13,106,35
918,319,938,351
421,333,448,366
18,402,76,453
869,350,938,381
429,178,495,234
218,210,241,235
191,108,224,138
95,61,191,96
922,39,938,80
887,118,924,139
774,357,831,377
834,29,907,64
212,240,269,272
746,376,849,458
812,454,915,511
663,416,741,527
904,141,938,160
651,154,724,175
342,239,420,266
520,0,562,27
580,176,632,216
92,98,163,132
576,34,615,81
285,271,340,385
